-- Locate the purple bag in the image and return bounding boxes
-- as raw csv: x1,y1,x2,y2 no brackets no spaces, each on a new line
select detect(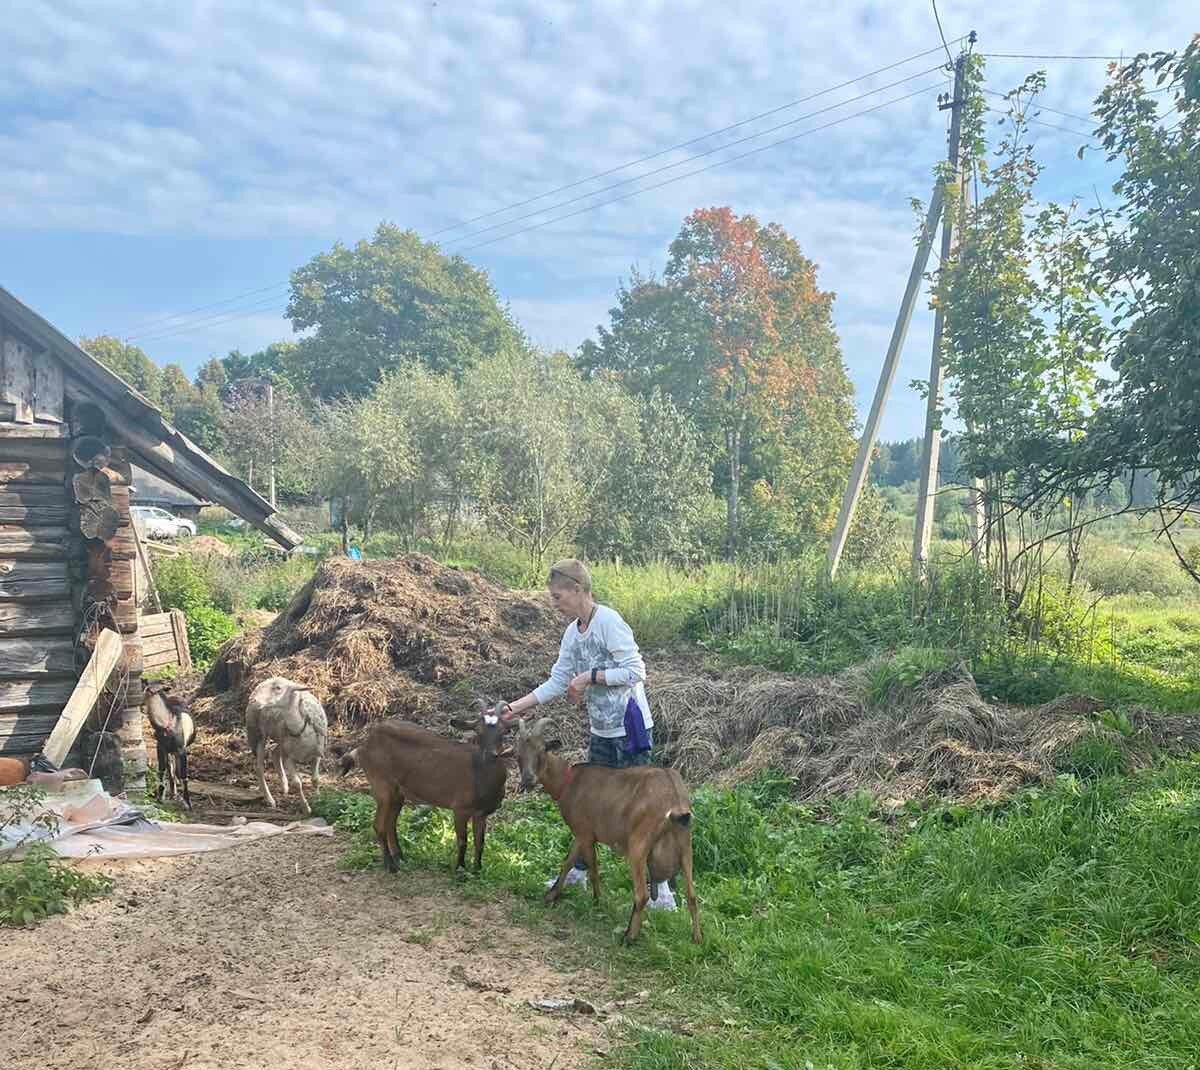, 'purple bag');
623,696,652,755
